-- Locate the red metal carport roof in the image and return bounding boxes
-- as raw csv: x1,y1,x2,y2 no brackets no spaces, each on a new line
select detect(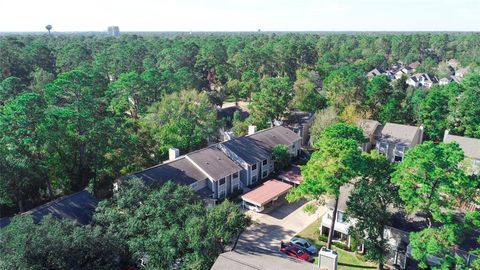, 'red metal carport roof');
241,180,293,207
278,165,303,185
